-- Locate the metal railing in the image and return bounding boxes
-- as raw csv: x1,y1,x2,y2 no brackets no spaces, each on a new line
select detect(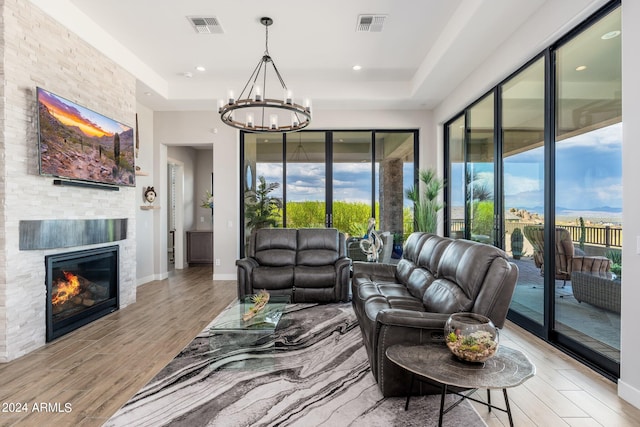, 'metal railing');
449,220,622,248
